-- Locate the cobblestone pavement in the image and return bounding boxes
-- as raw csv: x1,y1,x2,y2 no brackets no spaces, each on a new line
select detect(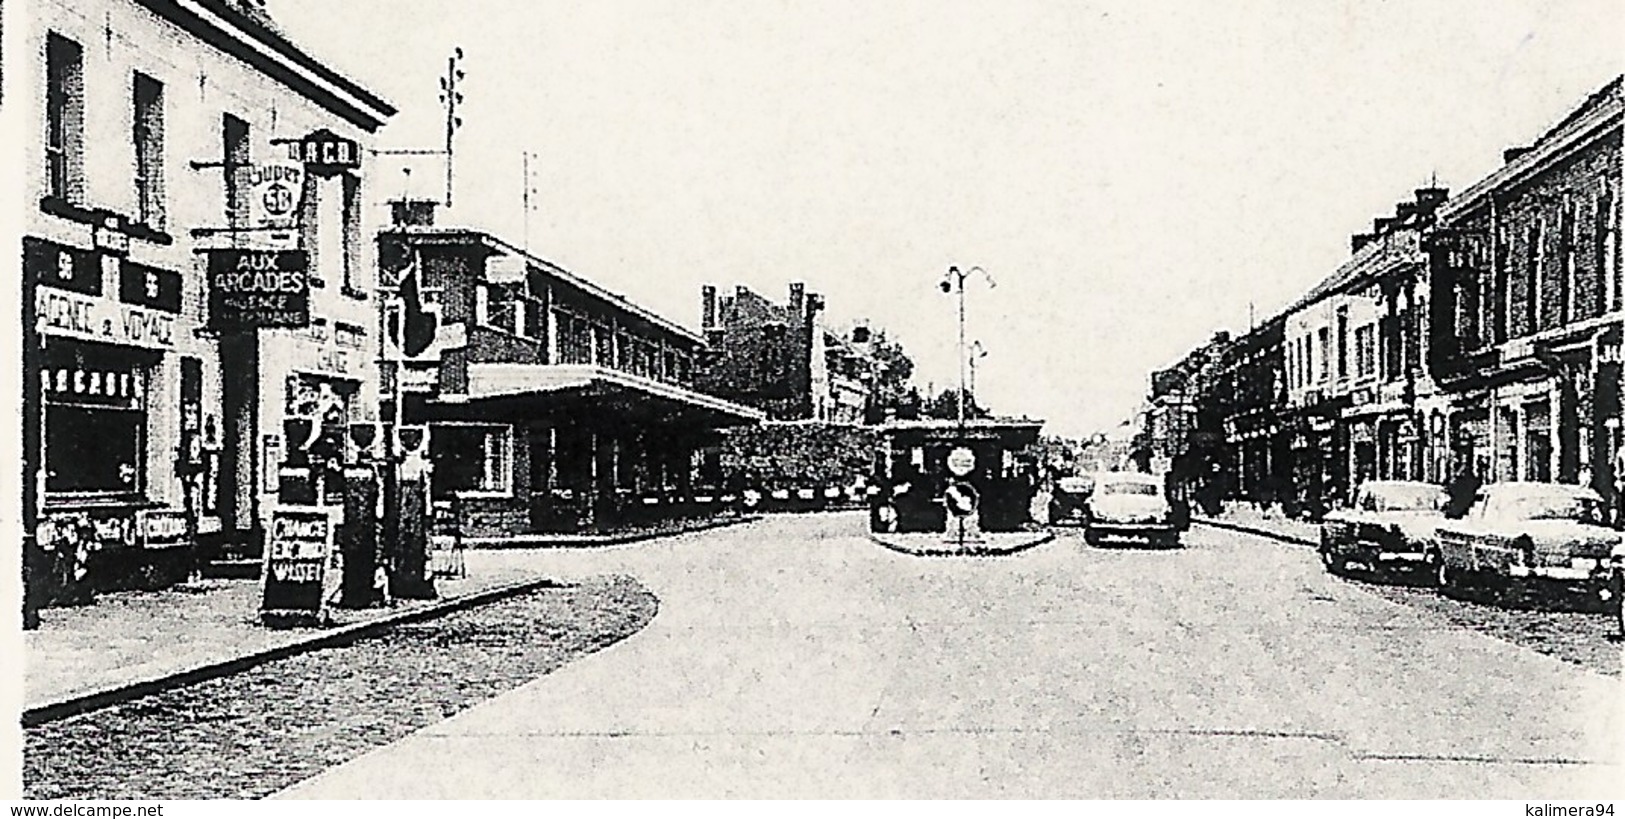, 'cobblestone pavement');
25,549,559,709
22,575,658,800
